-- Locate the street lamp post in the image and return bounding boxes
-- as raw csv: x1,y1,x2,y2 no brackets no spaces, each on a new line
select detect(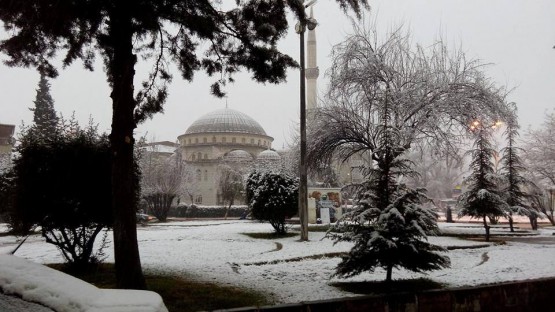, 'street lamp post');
296,1,317,241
